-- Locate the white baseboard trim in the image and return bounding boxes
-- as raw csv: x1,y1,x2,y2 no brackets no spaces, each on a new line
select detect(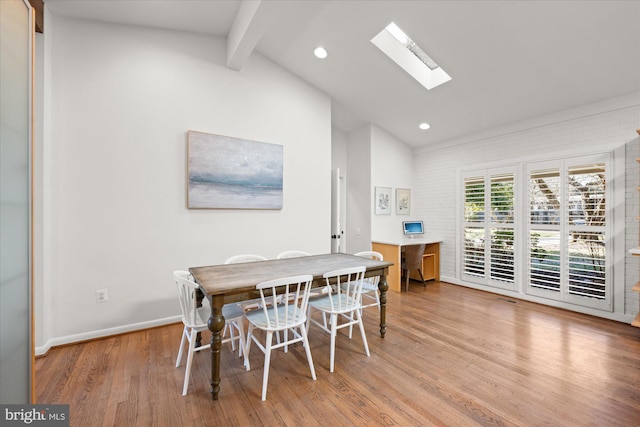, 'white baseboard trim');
440,275,634,325
35,315,182,356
